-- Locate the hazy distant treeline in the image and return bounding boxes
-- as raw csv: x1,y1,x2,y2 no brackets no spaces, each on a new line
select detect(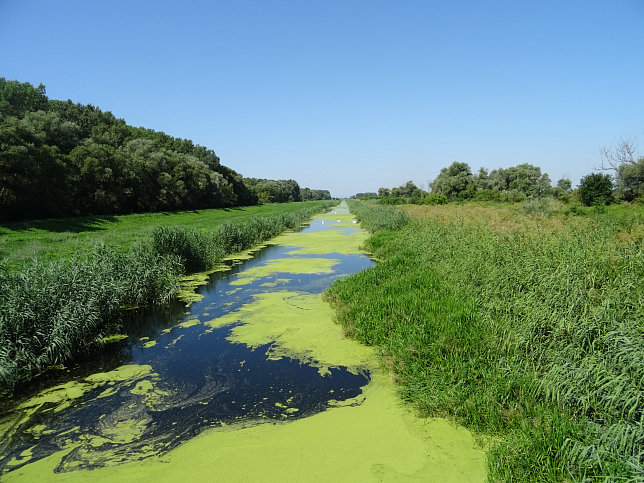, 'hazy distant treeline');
0,79,331,221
